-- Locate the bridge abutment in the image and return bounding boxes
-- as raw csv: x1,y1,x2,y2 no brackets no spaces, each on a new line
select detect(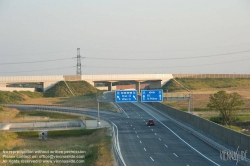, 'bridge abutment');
43,81,60,92
149,80,161,89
